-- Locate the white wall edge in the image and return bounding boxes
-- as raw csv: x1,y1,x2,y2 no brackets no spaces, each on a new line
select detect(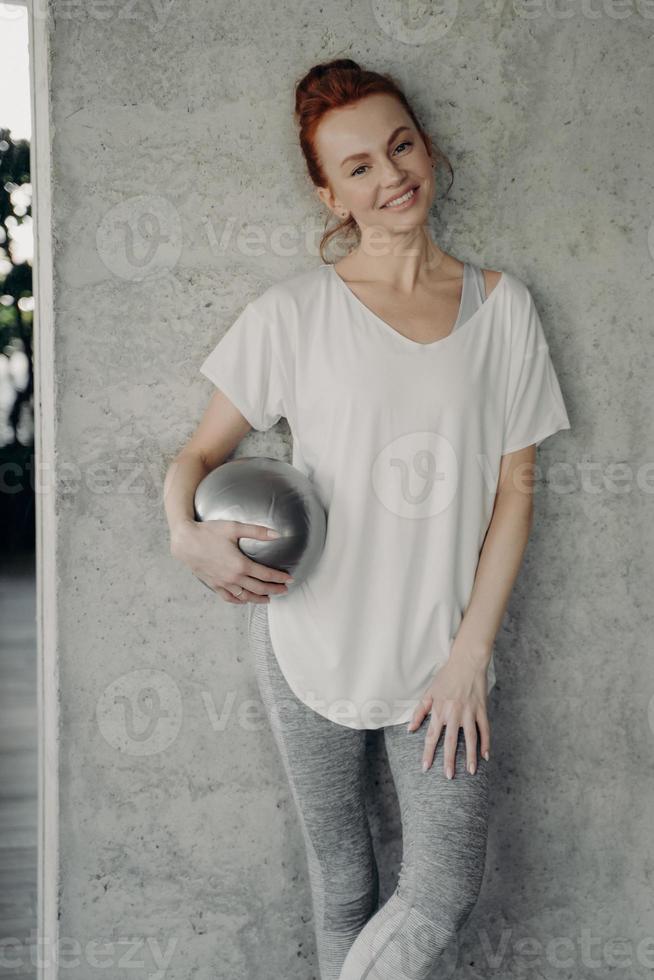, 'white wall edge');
16,0,60,976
